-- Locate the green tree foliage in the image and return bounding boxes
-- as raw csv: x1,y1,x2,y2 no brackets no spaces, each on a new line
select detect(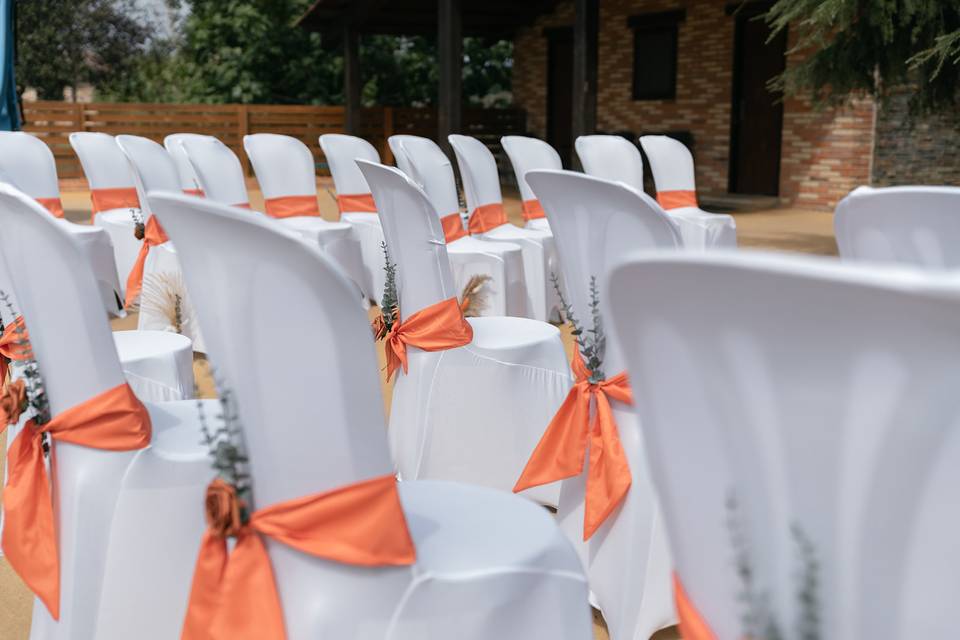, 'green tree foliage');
17,0,151,100
767,0,960,112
